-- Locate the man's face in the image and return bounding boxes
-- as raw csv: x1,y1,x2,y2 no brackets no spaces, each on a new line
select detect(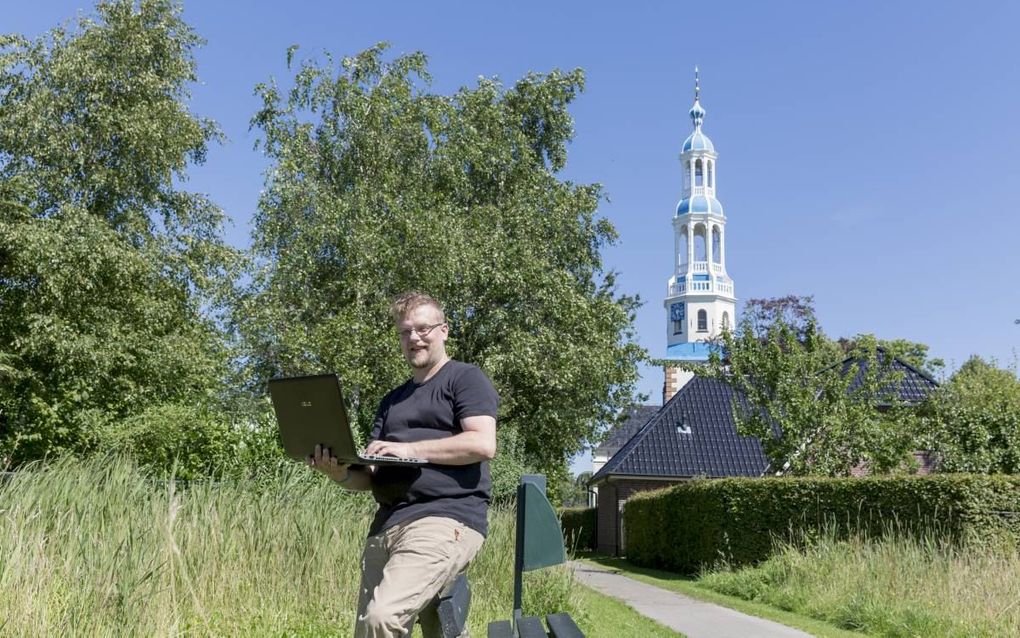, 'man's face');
397,304,448,370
